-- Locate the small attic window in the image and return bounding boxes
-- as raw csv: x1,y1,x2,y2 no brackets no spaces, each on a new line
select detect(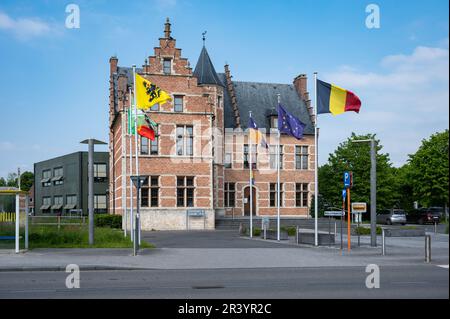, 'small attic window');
270,116,278,129
163,58,171,75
